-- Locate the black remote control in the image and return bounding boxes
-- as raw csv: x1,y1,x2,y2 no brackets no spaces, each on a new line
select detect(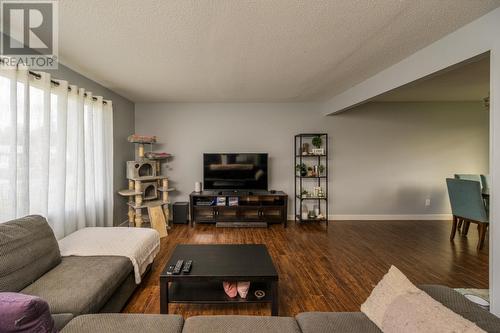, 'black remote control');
182,260,193,273
172,260,184,274
165,265,175,275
